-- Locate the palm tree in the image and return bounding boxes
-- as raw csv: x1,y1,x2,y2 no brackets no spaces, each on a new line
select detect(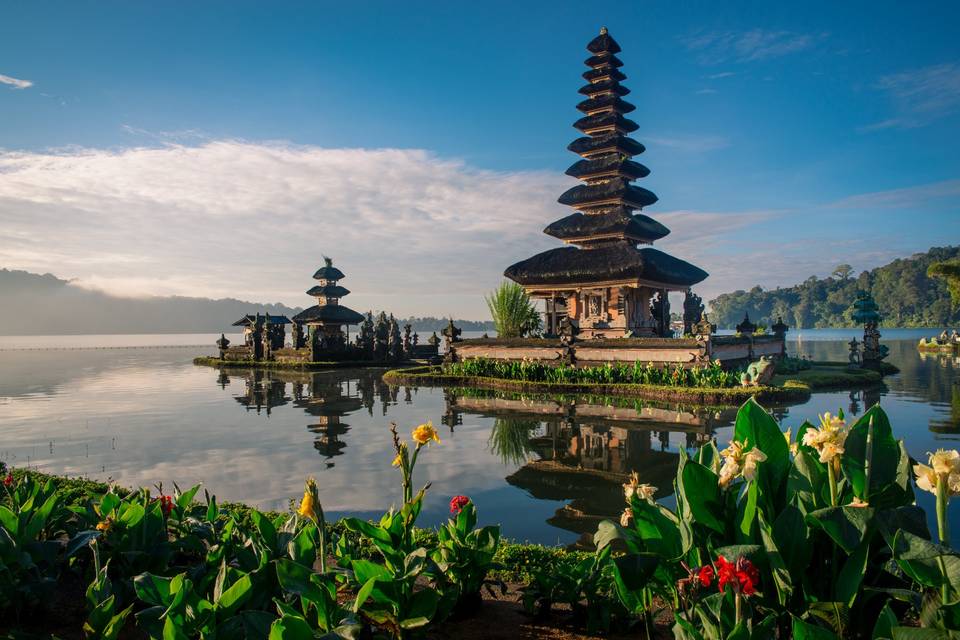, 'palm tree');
485,281,542,338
